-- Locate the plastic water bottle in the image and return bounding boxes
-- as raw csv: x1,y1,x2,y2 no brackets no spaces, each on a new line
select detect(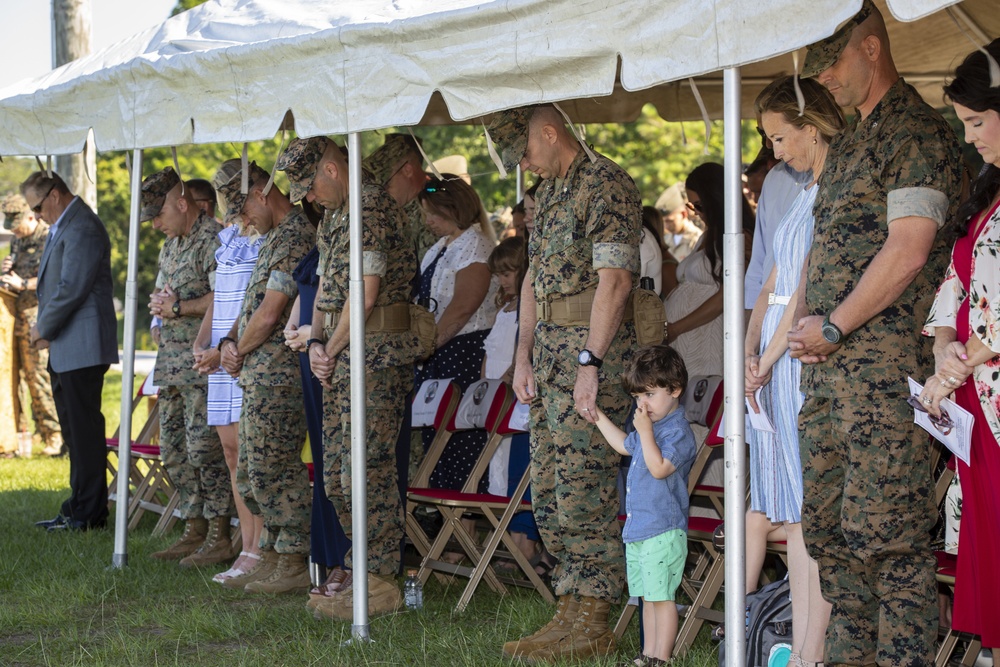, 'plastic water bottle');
403,569,423,611
17,430,32,458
